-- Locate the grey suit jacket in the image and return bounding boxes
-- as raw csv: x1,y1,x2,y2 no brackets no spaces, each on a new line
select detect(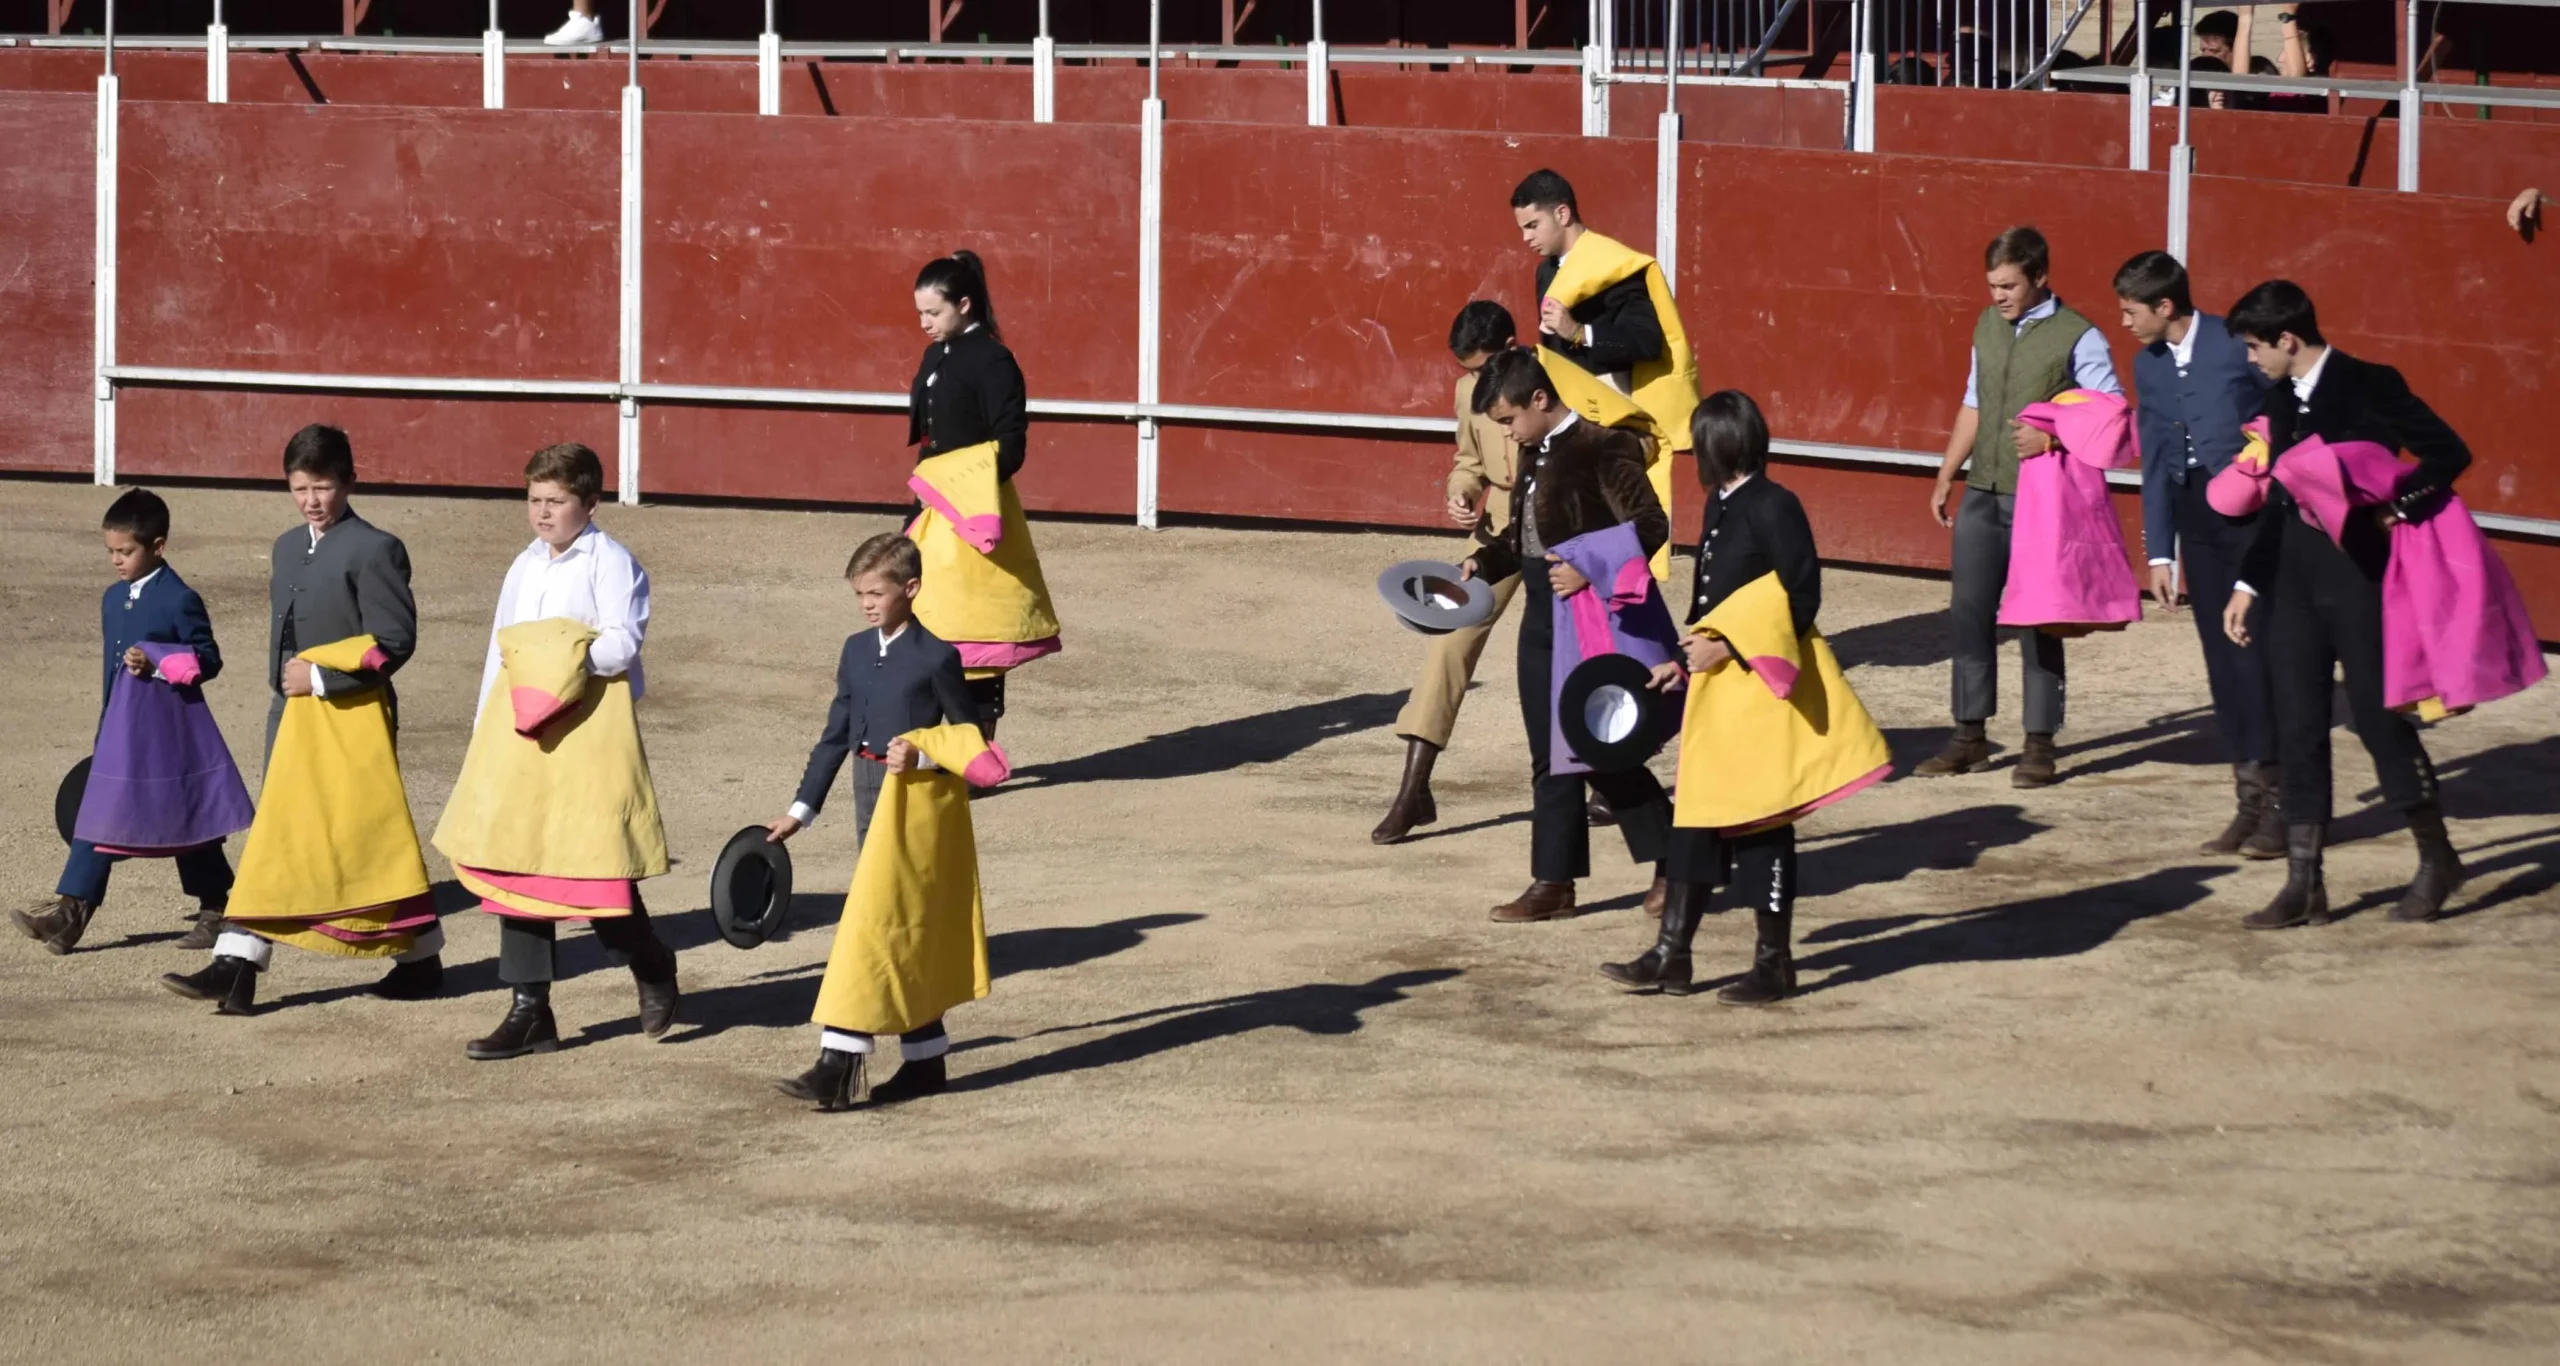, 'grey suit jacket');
268,509,418,705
